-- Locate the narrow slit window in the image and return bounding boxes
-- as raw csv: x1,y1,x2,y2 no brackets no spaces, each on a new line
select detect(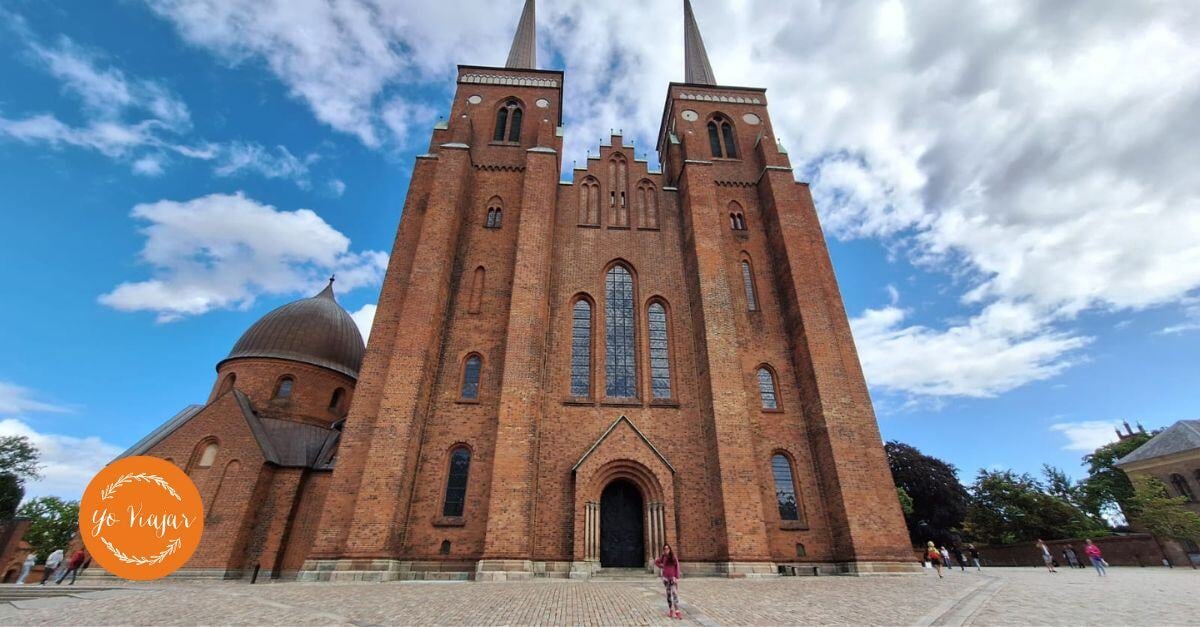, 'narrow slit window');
721,121,738,158
708,121,722,157
741,261,758,311
461,355,482,400
758,367,778,410
442,447,471,517
571,299,592,397
648,302,672,399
